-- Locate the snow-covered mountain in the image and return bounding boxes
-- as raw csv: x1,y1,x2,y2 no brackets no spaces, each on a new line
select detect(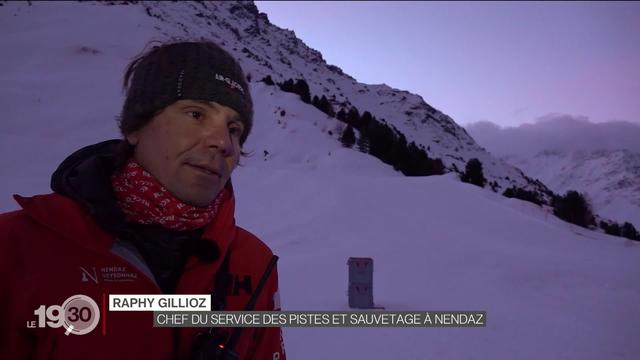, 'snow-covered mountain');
466,118,640,226
88,0,553,198
2,2,639,359
502,149,640,226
